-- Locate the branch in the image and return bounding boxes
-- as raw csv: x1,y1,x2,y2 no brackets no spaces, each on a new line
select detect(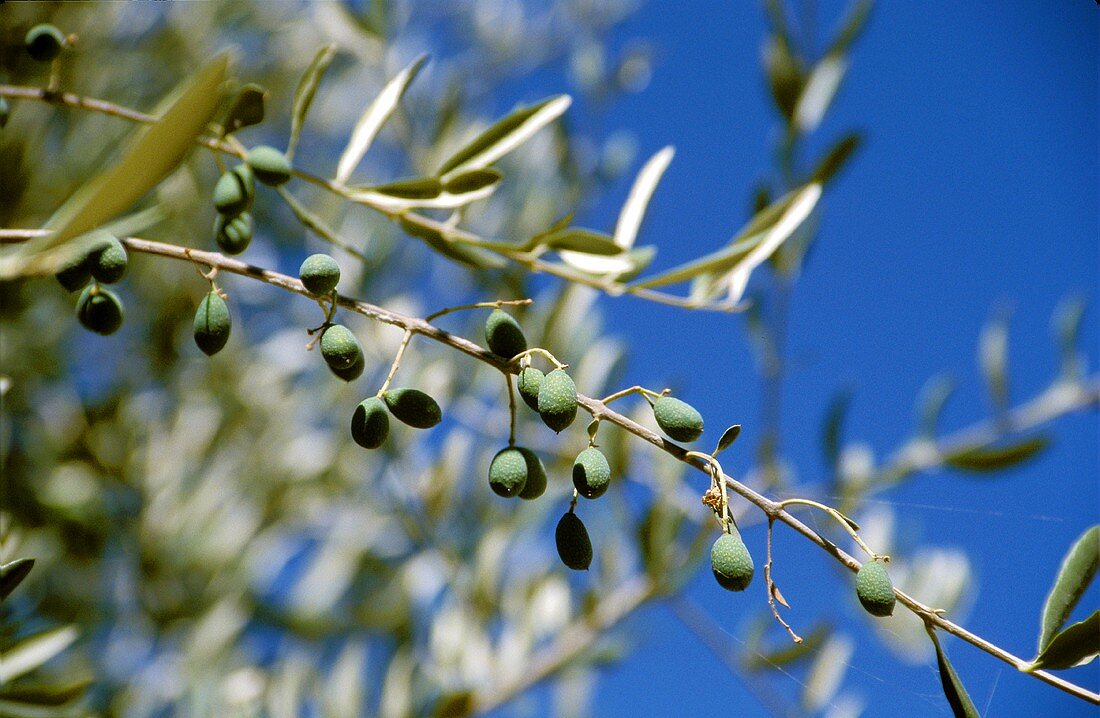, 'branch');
0,84,740,313
106,236,1099,706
